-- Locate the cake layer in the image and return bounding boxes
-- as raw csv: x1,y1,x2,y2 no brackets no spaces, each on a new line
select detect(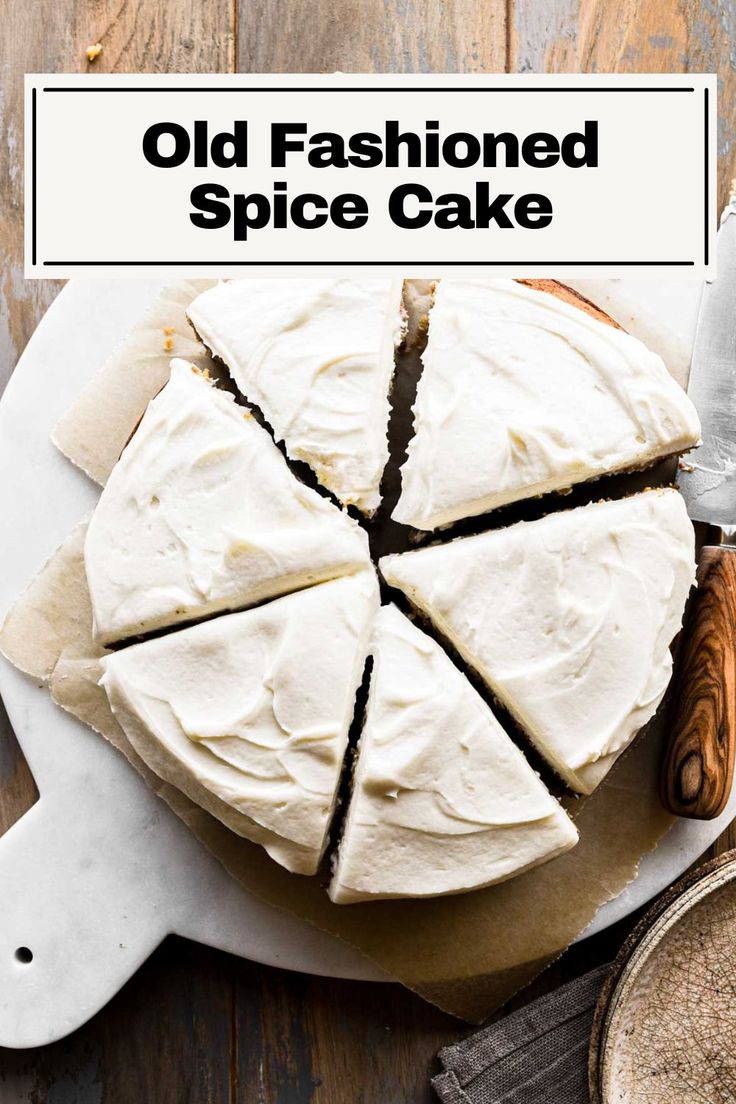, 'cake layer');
101,571,379,876
382,489,696,793
187,279,406,514
393,279,700,530
84,359,370,644
330,605,577,903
